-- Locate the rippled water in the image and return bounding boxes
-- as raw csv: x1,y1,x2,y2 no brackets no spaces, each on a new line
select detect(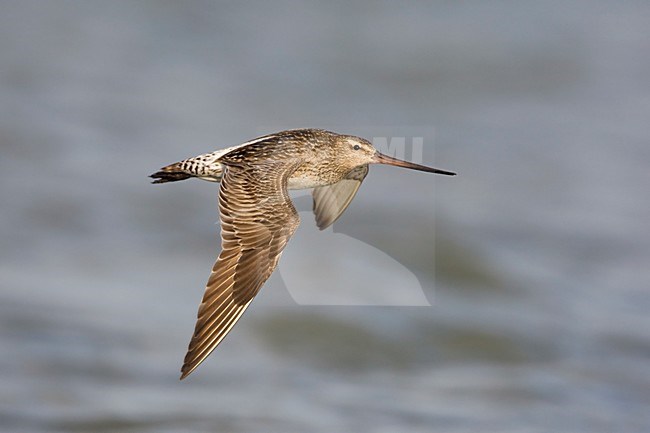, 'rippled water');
2,1,649,432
